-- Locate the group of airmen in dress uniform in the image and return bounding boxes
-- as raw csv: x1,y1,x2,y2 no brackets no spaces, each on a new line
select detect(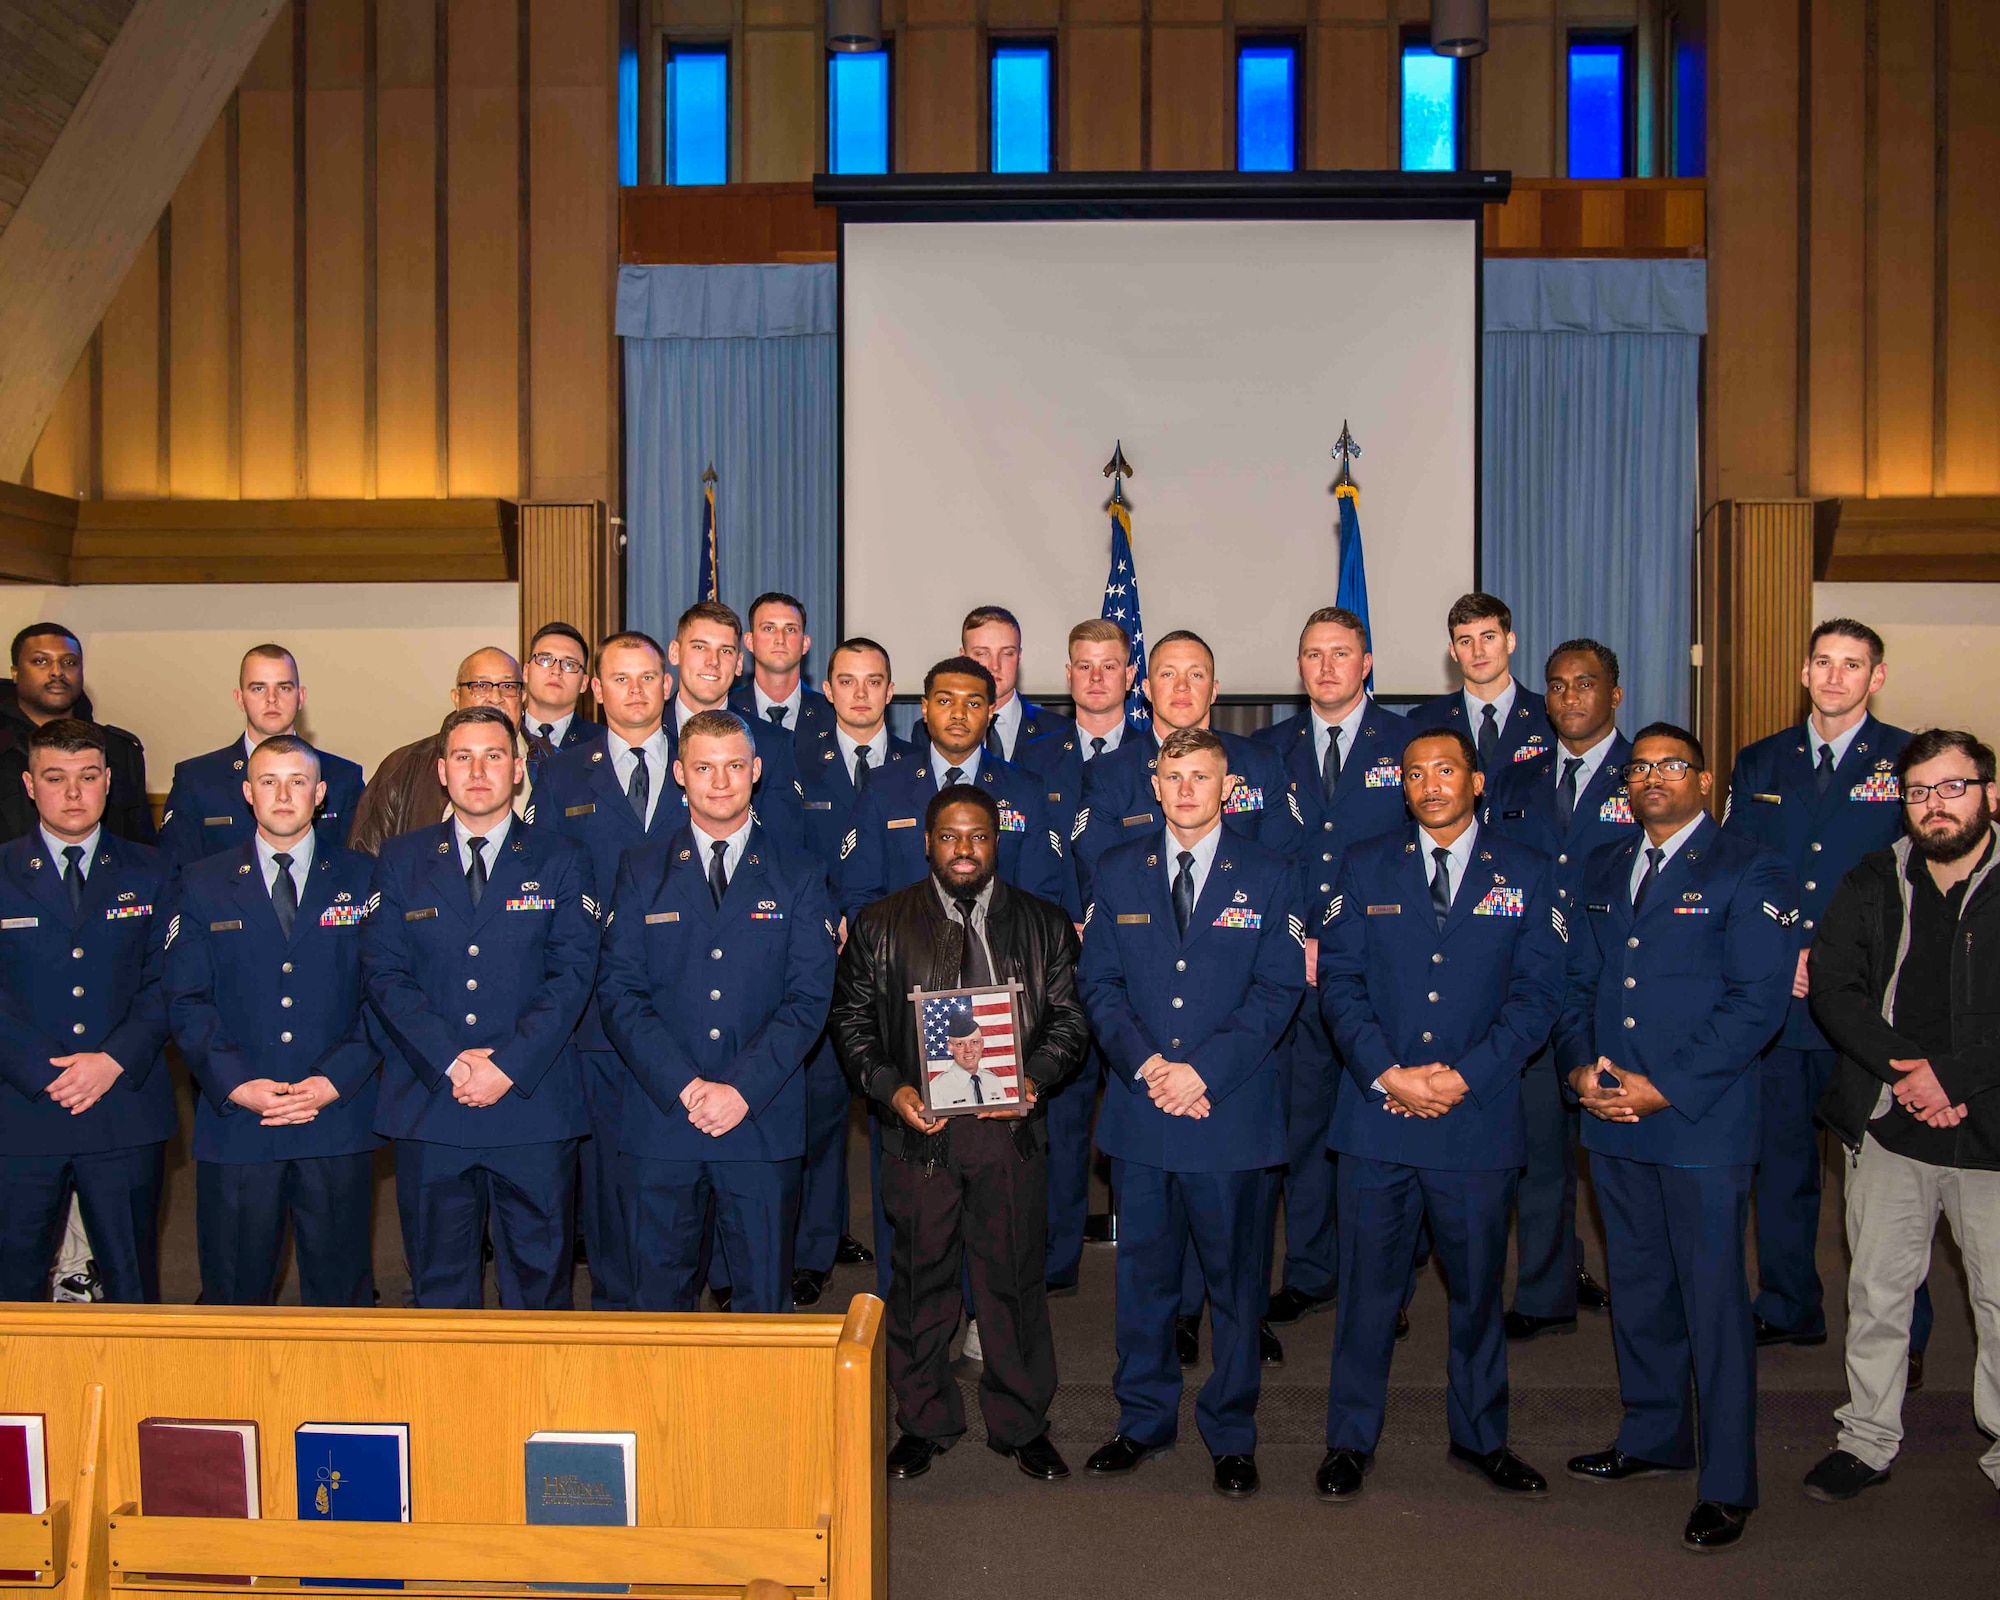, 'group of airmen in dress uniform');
1,589,1994,1553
